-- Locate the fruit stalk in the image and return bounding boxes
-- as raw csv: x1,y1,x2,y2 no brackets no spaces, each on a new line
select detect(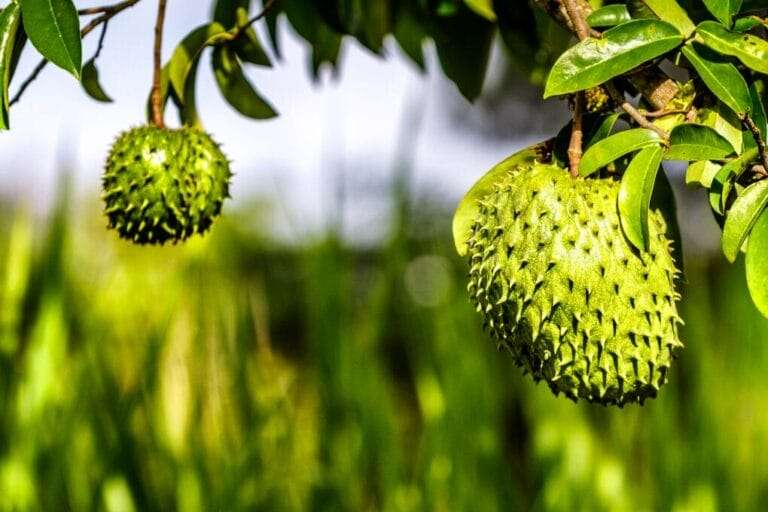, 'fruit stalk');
150,0,168,128
562,0,589,177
